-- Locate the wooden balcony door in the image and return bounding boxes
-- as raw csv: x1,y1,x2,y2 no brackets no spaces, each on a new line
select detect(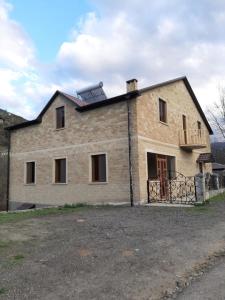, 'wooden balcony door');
157,155,168,199
182,115,187,144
